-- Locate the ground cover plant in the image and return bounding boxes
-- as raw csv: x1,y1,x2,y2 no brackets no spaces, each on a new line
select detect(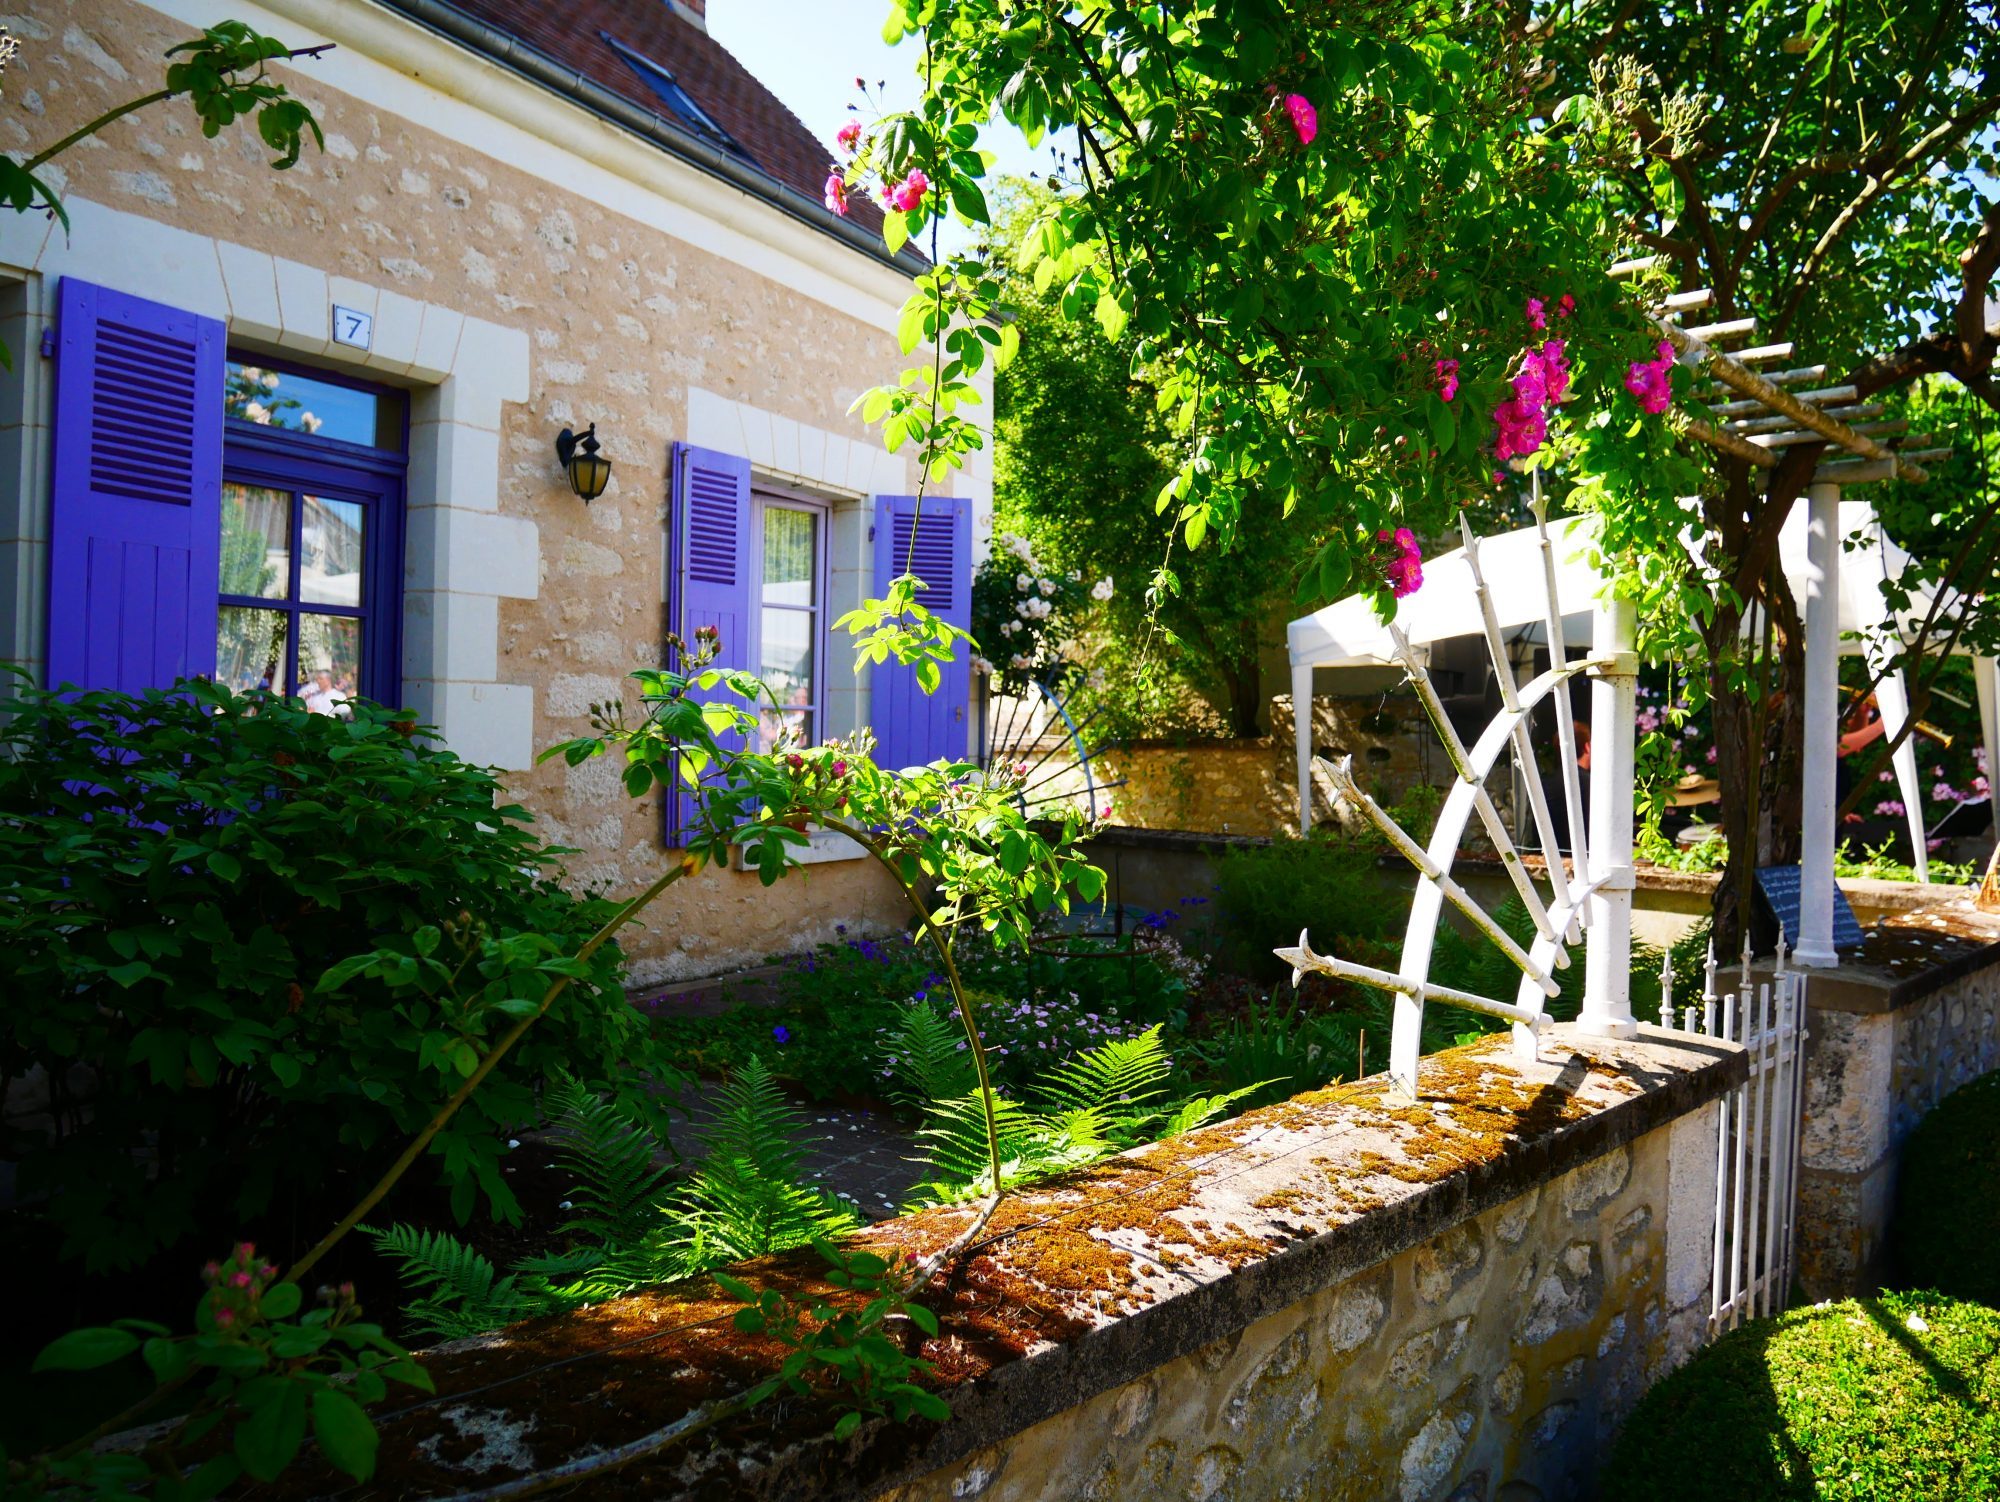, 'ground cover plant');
1599,1290,2000,1501
1889,1069,2000,1307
